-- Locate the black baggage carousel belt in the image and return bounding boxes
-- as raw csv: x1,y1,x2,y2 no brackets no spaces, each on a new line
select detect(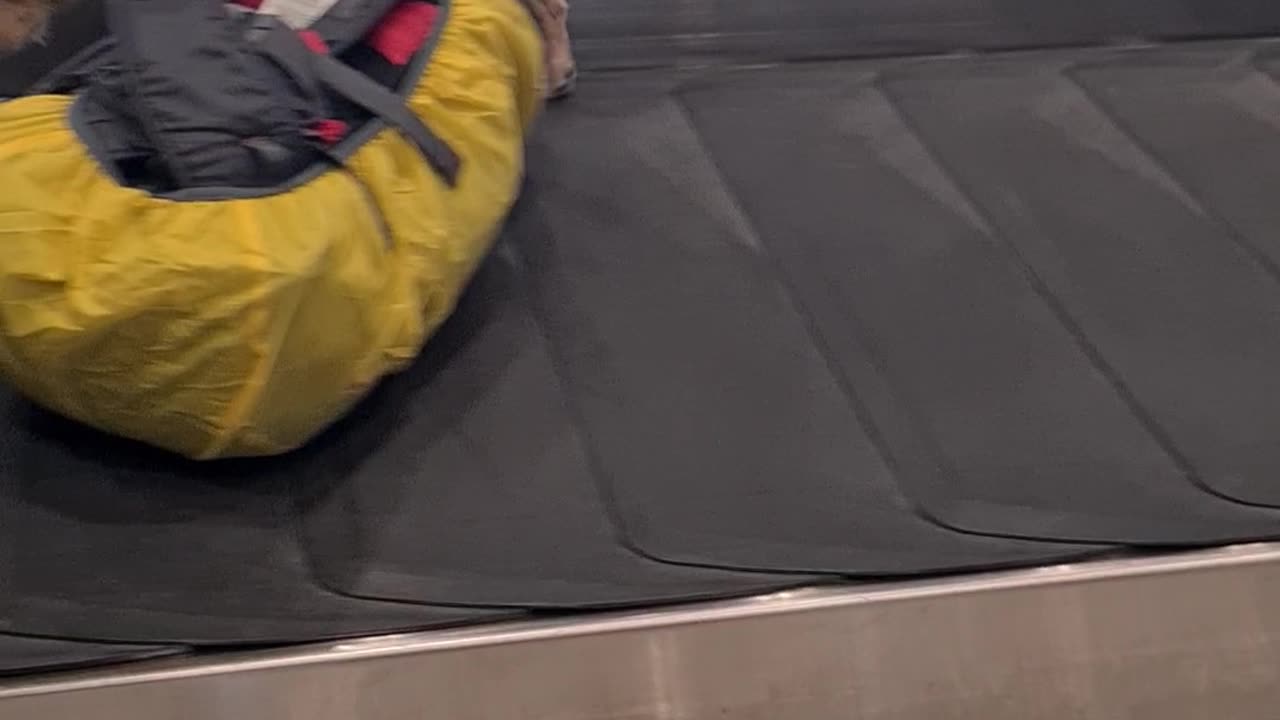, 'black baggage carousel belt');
514,100,1098,574
10,0,1280,93
6,0,1280,679
0,635,184,678
568,0,1280,69
681,56,1280,545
